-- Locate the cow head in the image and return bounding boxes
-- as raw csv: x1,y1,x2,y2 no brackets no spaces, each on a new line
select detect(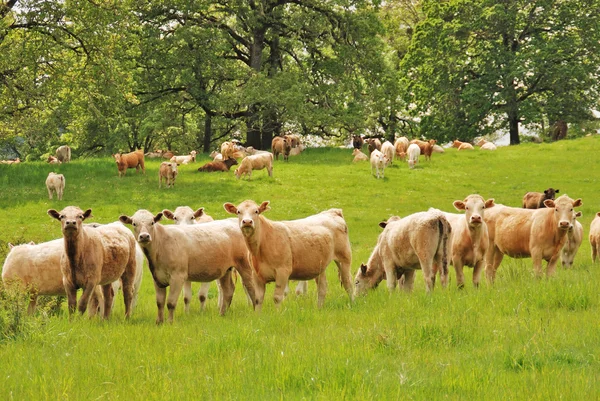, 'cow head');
544,188,559,200
162,206,204,225
48,206,92,237
119,209,162,245
543,195,582,231
453,195,495,226
113,153,122,163
224,200,269,236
